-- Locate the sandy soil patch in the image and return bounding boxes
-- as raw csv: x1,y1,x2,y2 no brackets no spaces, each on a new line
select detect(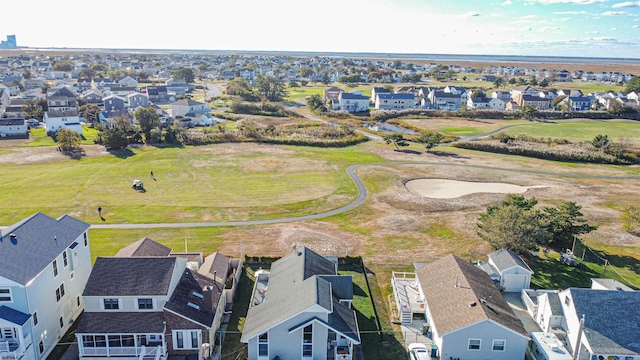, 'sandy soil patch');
0,145,109,165
406,179,545,199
